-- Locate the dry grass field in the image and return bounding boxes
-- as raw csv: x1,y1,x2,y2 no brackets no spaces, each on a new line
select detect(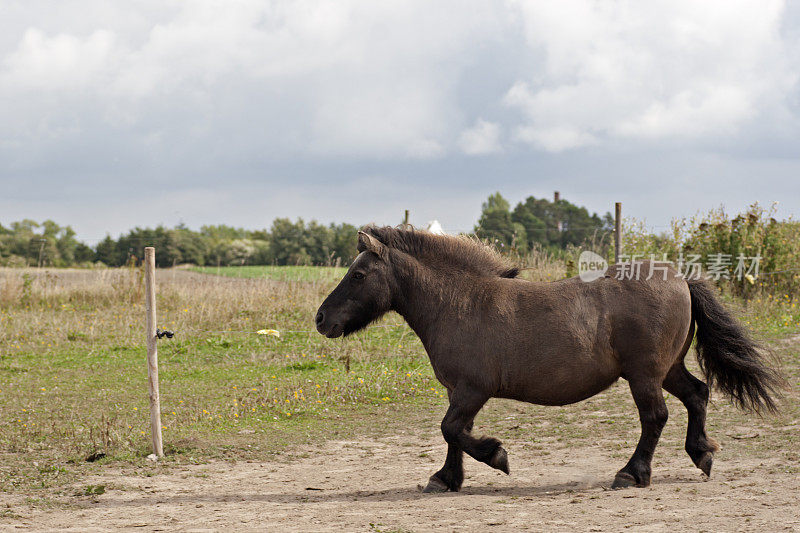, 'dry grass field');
0,266,798,531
